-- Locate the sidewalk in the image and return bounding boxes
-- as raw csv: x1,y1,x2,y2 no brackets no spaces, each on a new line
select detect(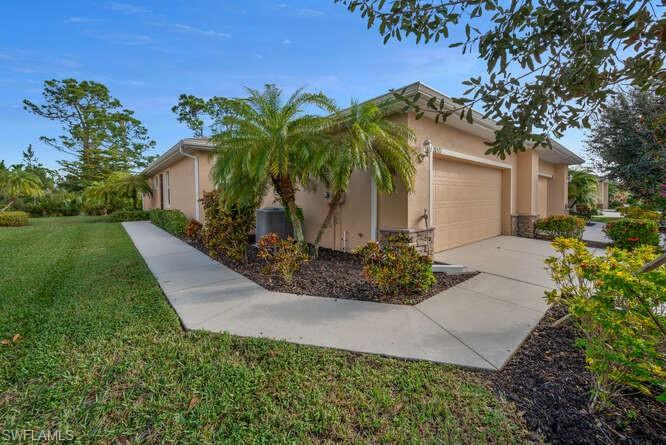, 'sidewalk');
123,221,551,370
